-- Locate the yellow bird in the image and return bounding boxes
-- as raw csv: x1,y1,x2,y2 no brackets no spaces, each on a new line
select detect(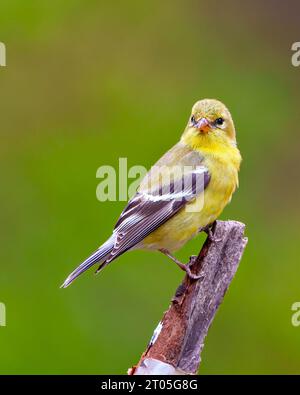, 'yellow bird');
62,99,241,287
